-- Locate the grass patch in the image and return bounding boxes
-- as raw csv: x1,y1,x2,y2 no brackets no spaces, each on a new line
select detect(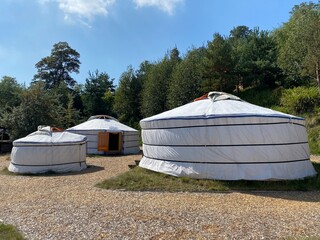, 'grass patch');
0,167,15,176
96,163,320,192
0,223,25,240
96,167,229,192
